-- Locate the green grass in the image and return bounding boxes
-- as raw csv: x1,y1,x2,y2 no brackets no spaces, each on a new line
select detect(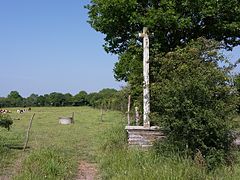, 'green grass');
98,115,240,180
2,108,240,179
100,148,240,180
0,106,123,179
0,123,23,177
